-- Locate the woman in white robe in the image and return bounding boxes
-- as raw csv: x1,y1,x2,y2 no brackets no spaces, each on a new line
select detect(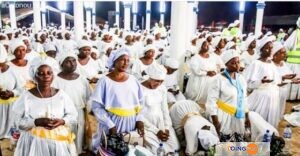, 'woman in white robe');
271,42,298,118
131,44,157,81
90,48,145,153
0,50,23,139
13,62,78,156
141,63,179,154
76,40,101,83
7,40,33,89
240,35,259,71
206,49,251,141
52,53,91,154
169,100,219,155
244,37,281,127
185,39,219,104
